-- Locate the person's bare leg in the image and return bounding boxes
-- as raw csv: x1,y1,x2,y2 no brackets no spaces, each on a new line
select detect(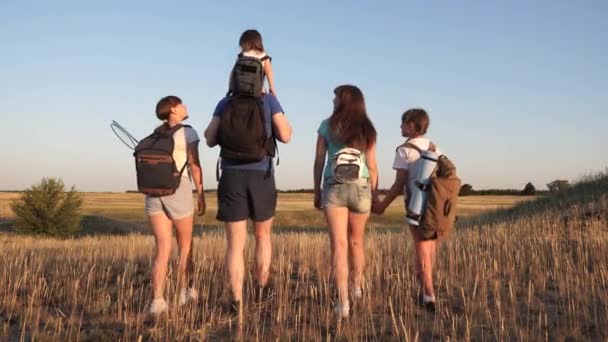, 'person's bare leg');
410,226,423,297
225,220,248,302
254,218,273,287
413,234,436,299
422,239,437,298
325,206,350,306
347,211,369,294
149,213,173,300
173,214,194,288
